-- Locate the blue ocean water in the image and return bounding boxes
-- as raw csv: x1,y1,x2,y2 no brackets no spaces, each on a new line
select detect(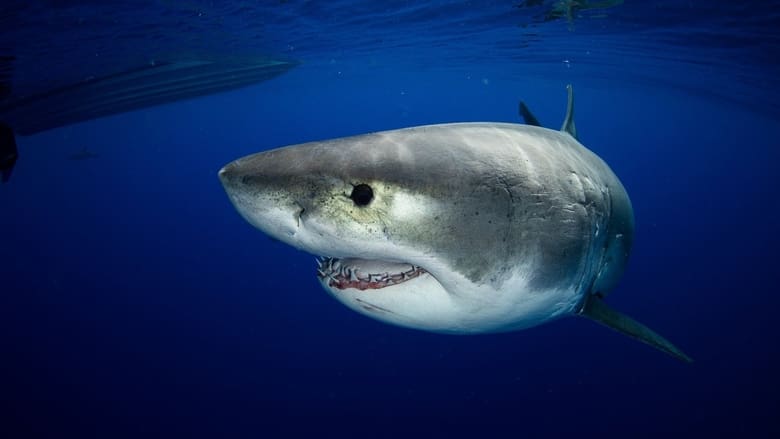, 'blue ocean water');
1,1,779,437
